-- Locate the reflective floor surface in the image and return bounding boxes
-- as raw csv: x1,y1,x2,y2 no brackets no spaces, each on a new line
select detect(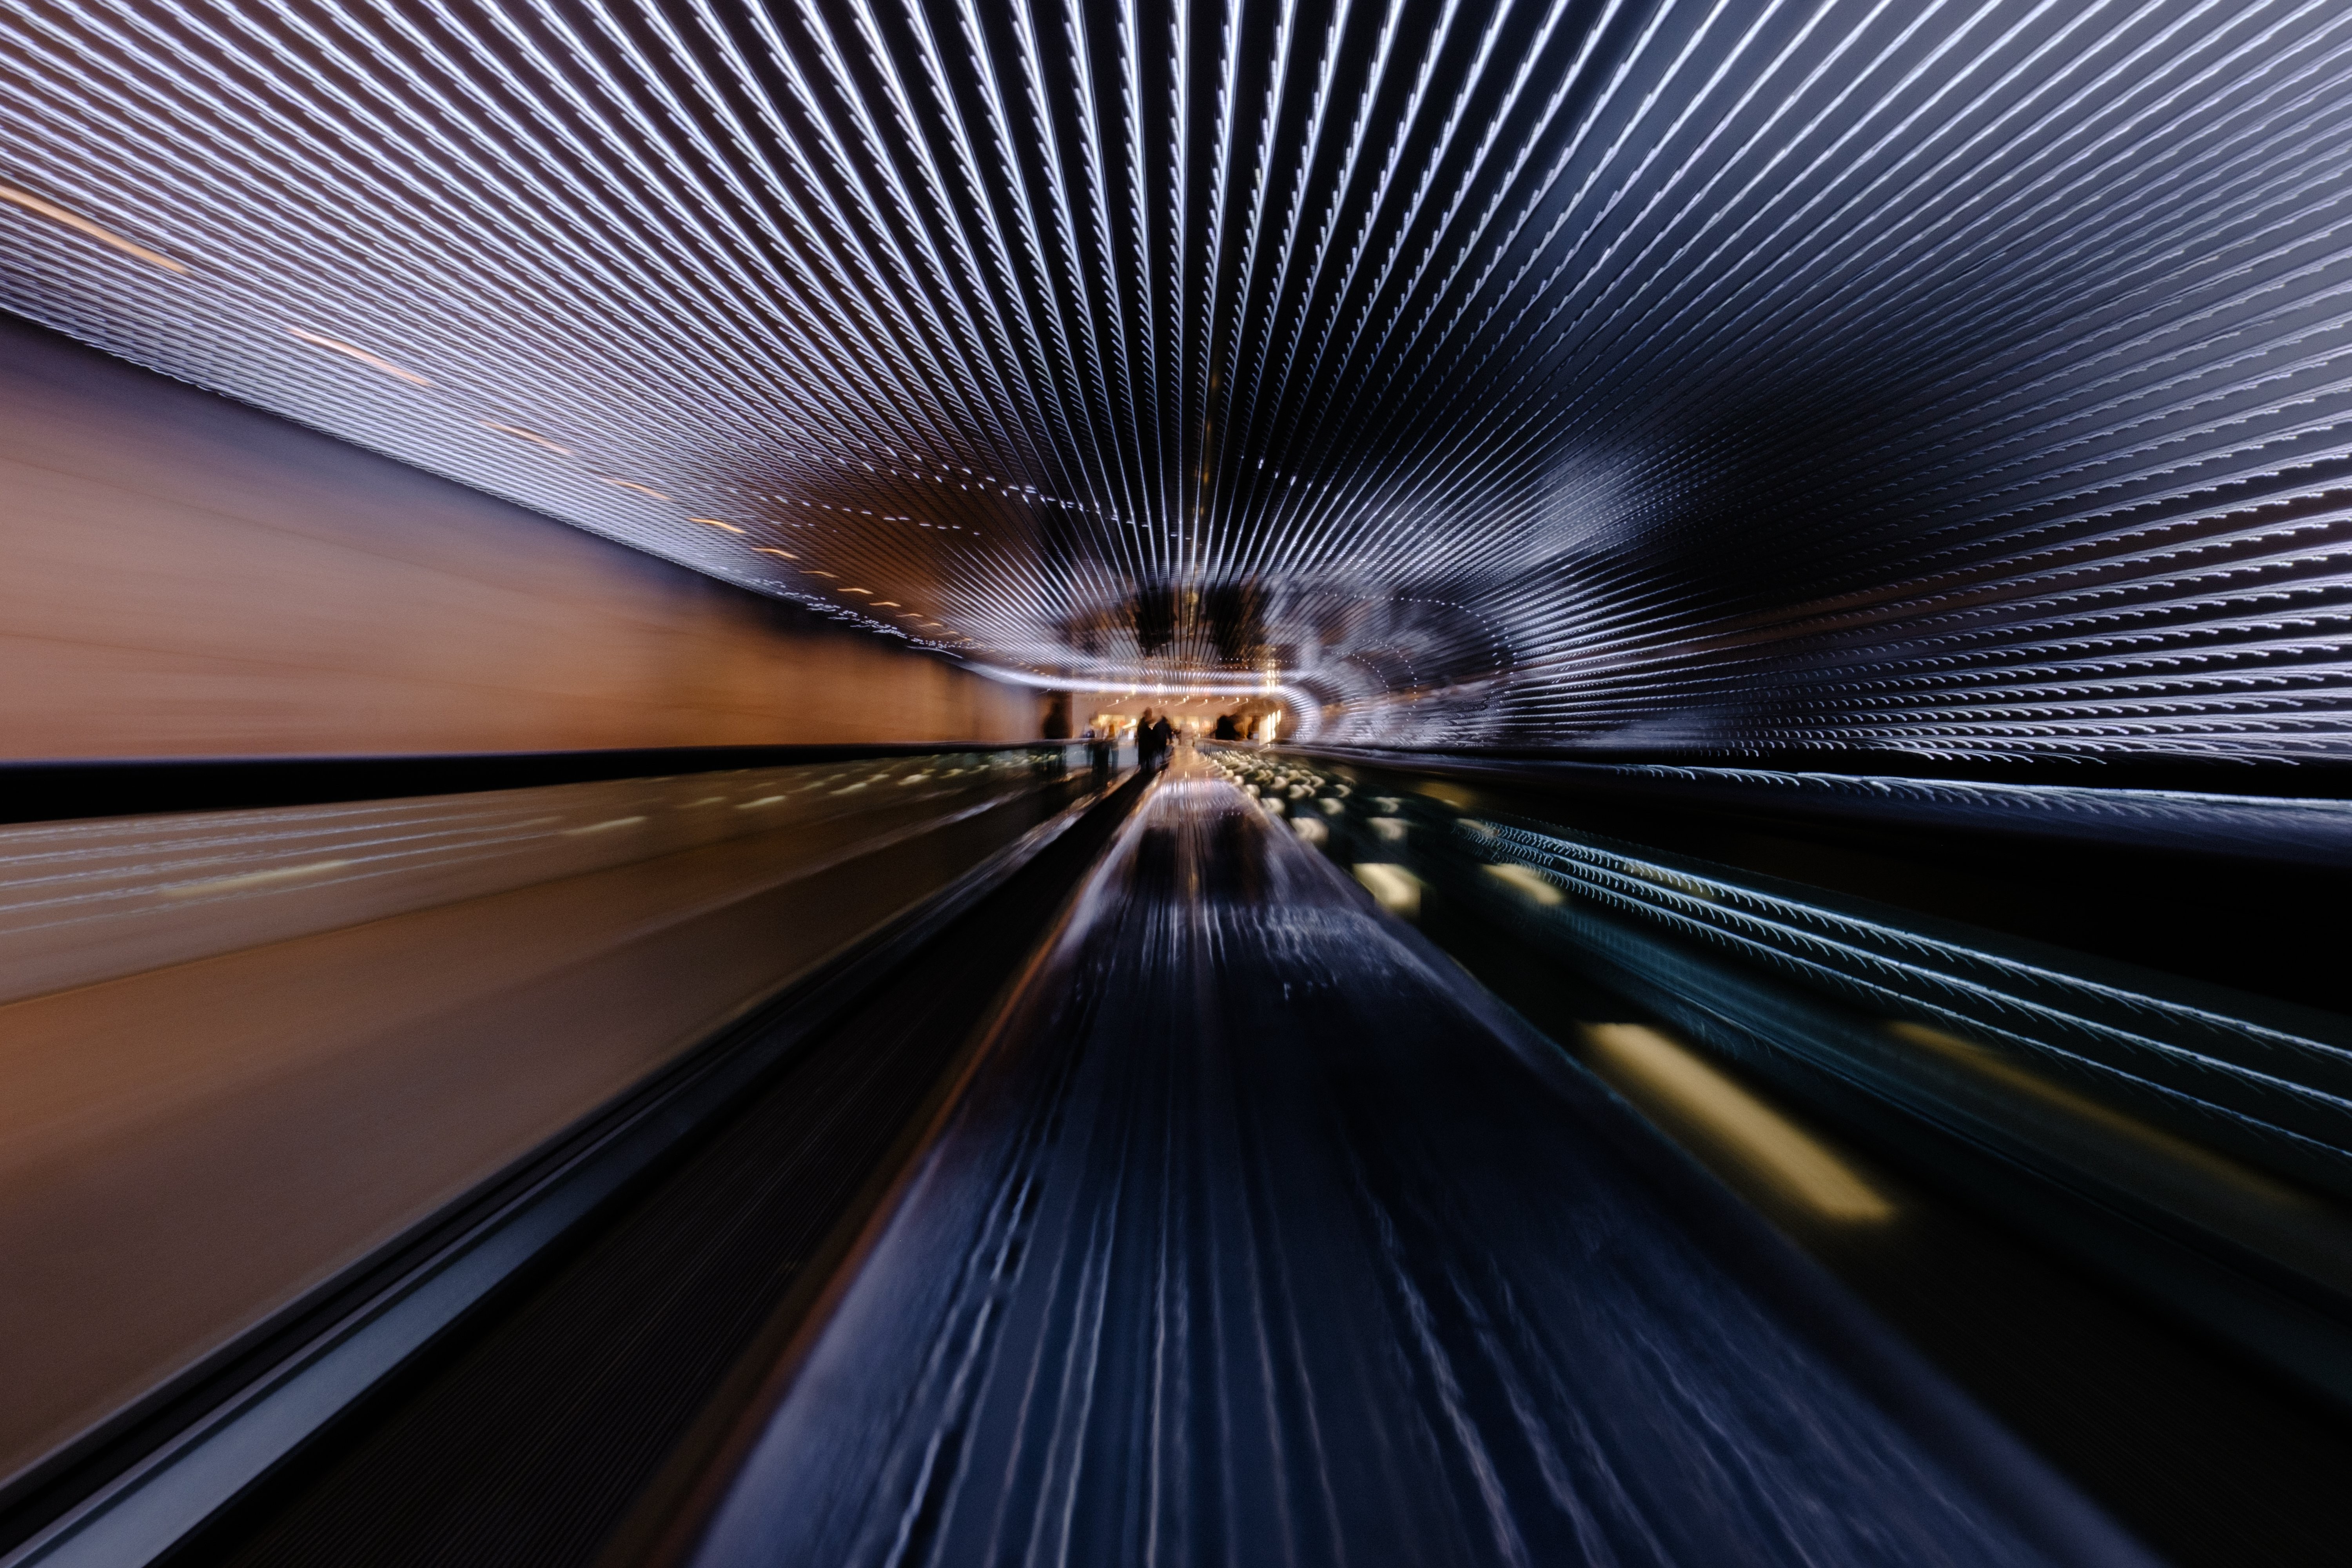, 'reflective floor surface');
0,751,1085,1488
690,763,2149,1568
